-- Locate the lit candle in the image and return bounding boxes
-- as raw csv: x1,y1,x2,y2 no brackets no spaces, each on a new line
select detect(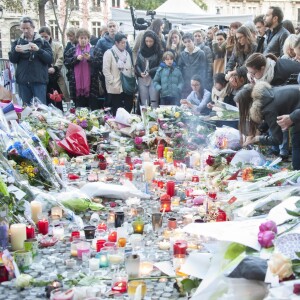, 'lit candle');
173,240,188,258
98,223,107,231
10,223,26,251
26,225,35,239
89,258,99,271
159,240,171,250
166,181,175,197
53,226,64,240
51,207,63,219
77,242,90,259
143,162,155,182
108,231,117,242
163,229,172,239
112,281,127,293
140,261,154,276
38,218,49,235
97,251,109,268
30,201,42,223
